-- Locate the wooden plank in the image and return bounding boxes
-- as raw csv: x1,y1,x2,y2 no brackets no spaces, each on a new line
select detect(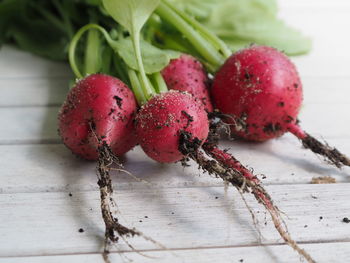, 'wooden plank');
0,184,349,257
0,78,69,107
1,136,350,194
0,46,72,79
303,77,350,104
1,76,348,107
0,102,348,144
1,241,350,263
0,107,60,144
